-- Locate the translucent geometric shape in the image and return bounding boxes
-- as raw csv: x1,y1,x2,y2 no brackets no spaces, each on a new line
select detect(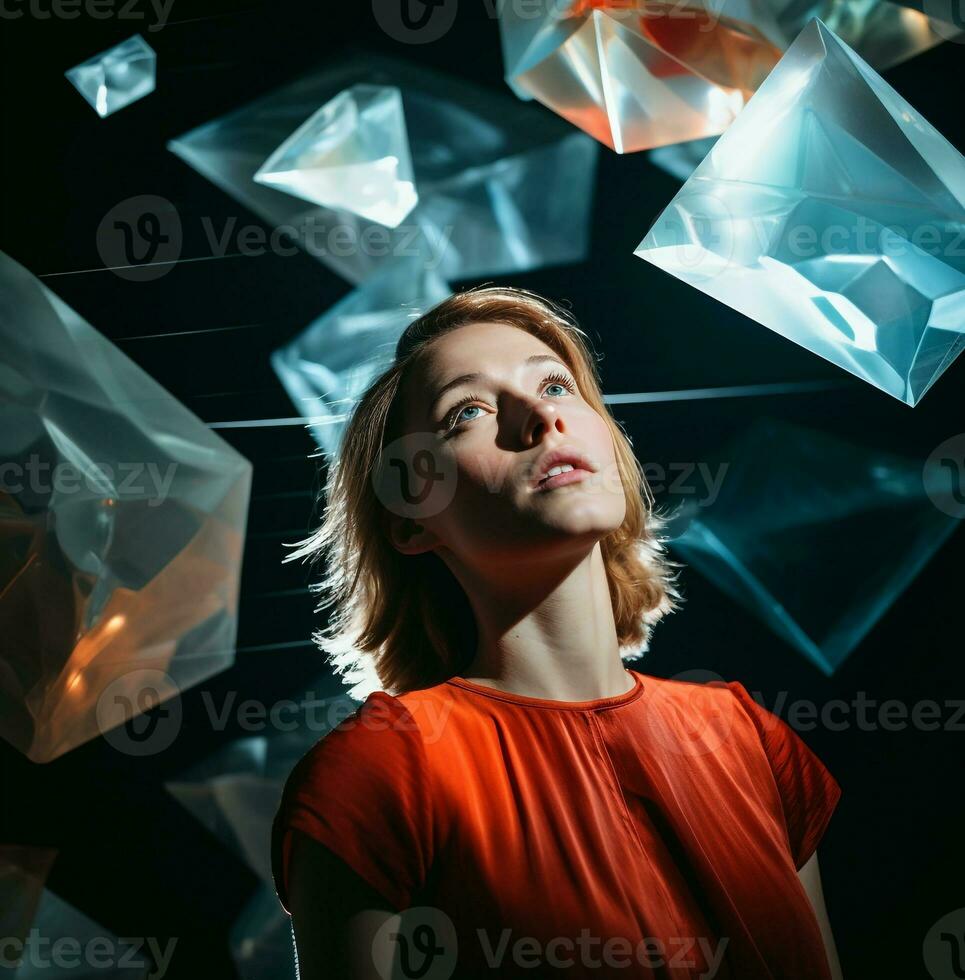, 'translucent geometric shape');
0,846,57,949
165,684,357,884
64,34,156,118
666,418,961,675
499,0,957,153
254,84,418,229
649,135,719,182
771,0,963,70
635,19,965,407
167,769,281,886
230,884,296,980
0,250,252,763
14,887,153,979
168,53,598,285
501,5,767,153
167,685,361,980
271,256,451,458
